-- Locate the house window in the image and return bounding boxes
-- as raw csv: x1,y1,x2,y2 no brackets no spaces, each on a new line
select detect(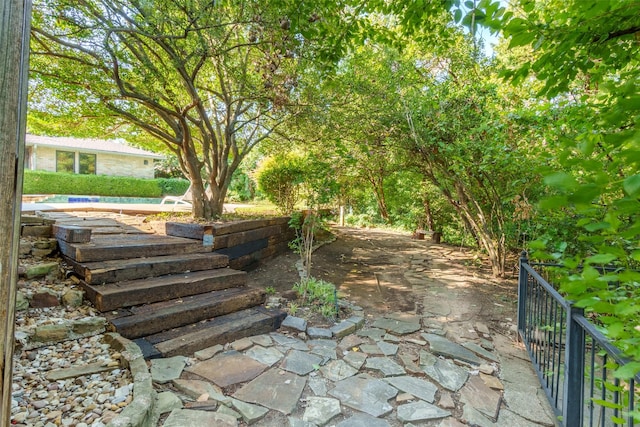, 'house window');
79,153,96,174
56,151,75,173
